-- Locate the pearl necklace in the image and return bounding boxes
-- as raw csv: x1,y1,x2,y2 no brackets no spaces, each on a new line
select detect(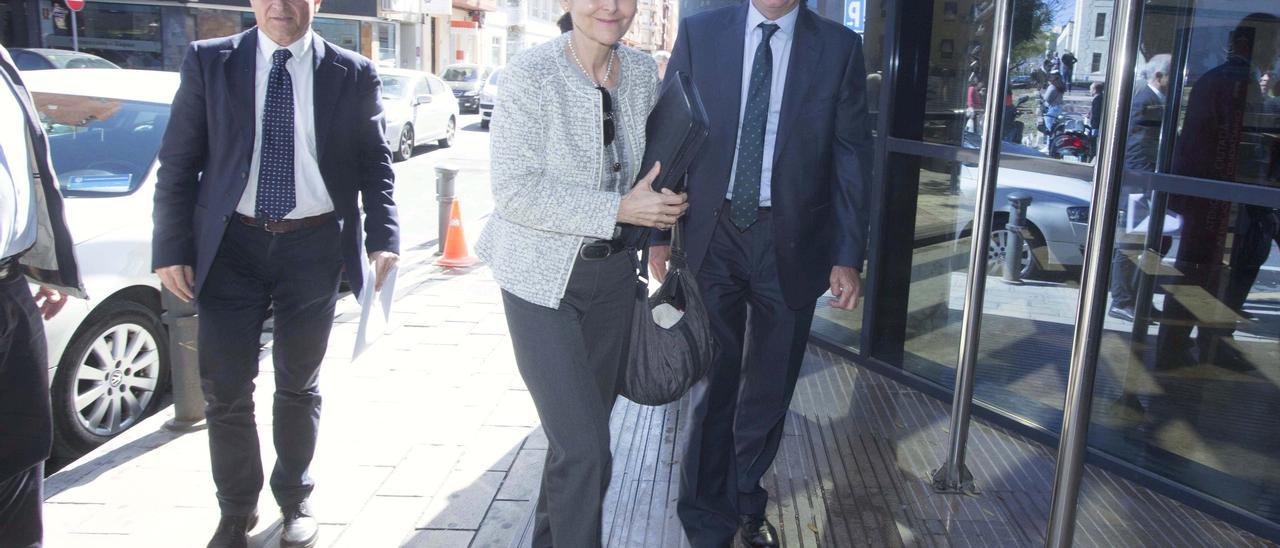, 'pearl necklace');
567,34,615,87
